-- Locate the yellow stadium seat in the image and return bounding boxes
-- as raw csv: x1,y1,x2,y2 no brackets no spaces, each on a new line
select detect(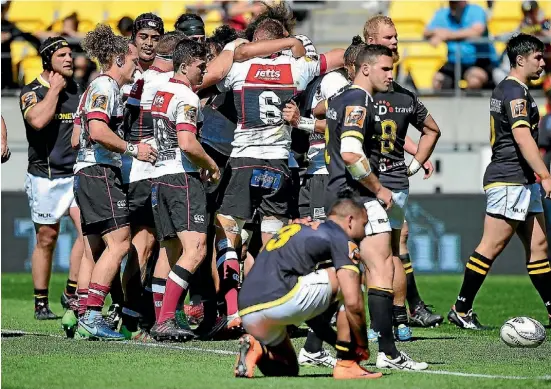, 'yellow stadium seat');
205,21,222,36
400,42,447,90
106,1,160,22
158,2,186,22
389,1,443,26
489,19,521,36
491,0,523,20
10,41,38,82
8,1,57,30
20,55,43,85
